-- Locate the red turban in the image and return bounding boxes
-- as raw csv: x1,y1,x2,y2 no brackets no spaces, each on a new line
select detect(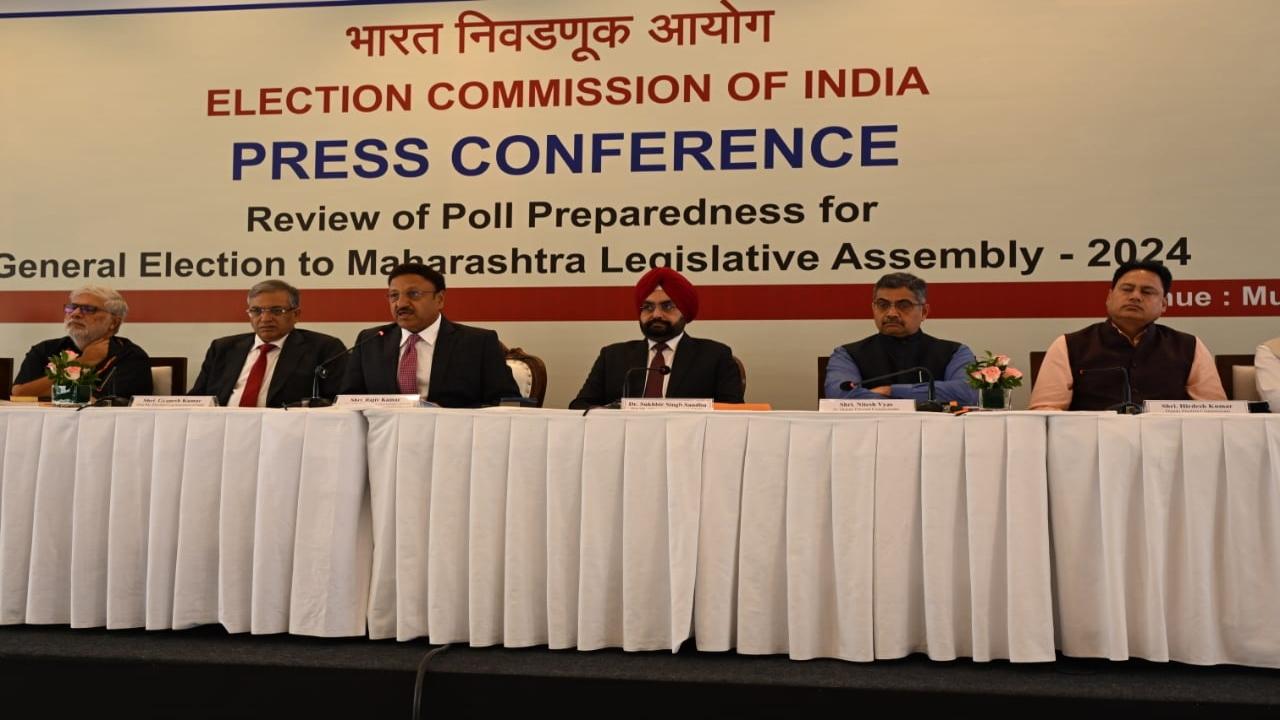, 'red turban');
634,267,698,321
